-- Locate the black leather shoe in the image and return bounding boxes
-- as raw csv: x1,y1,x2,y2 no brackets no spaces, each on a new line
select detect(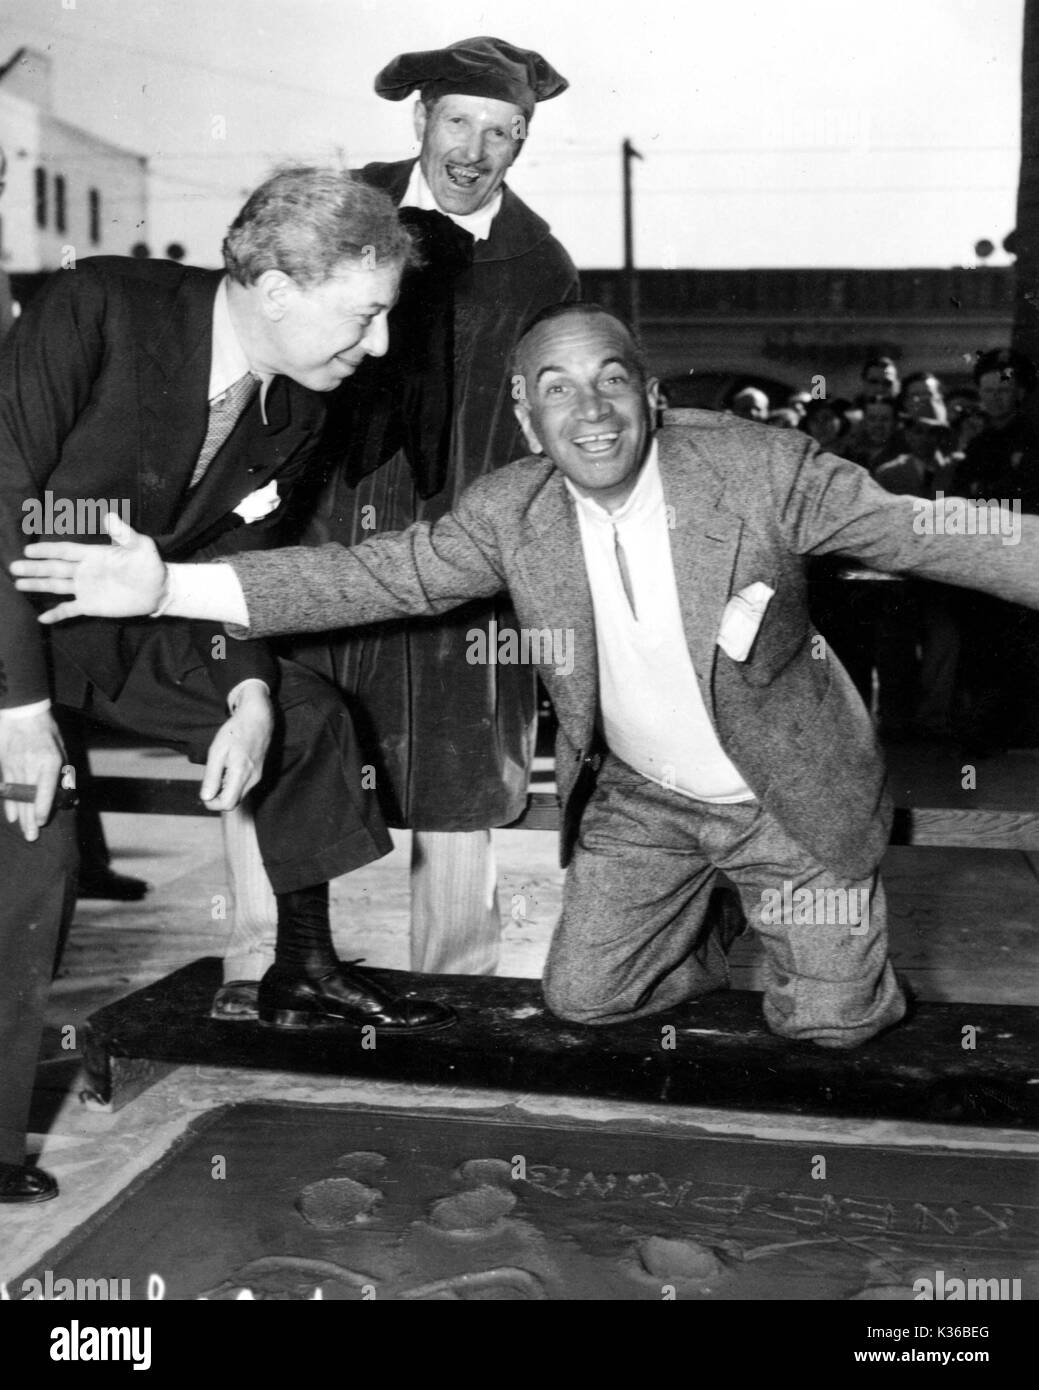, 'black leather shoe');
258,961,458,1033
77,868,151,902
0,1162,59,1204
